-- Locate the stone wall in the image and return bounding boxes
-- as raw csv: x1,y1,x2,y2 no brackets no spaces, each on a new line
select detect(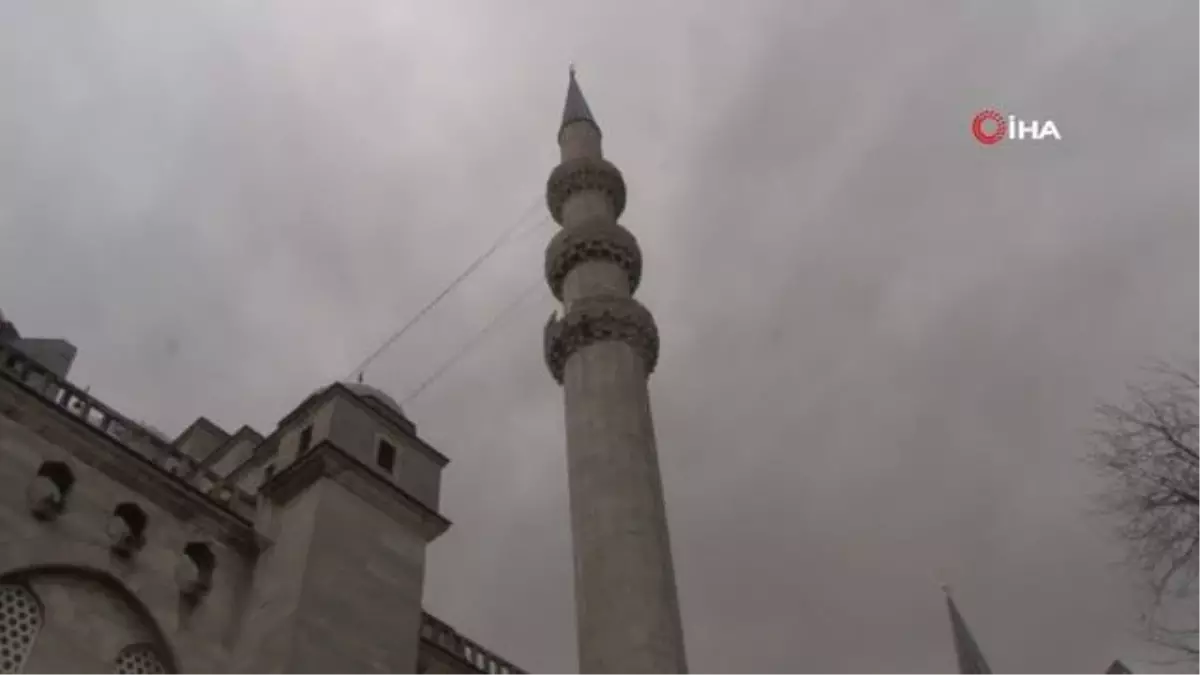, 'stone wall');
0,350,520,674
0,381,254,673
